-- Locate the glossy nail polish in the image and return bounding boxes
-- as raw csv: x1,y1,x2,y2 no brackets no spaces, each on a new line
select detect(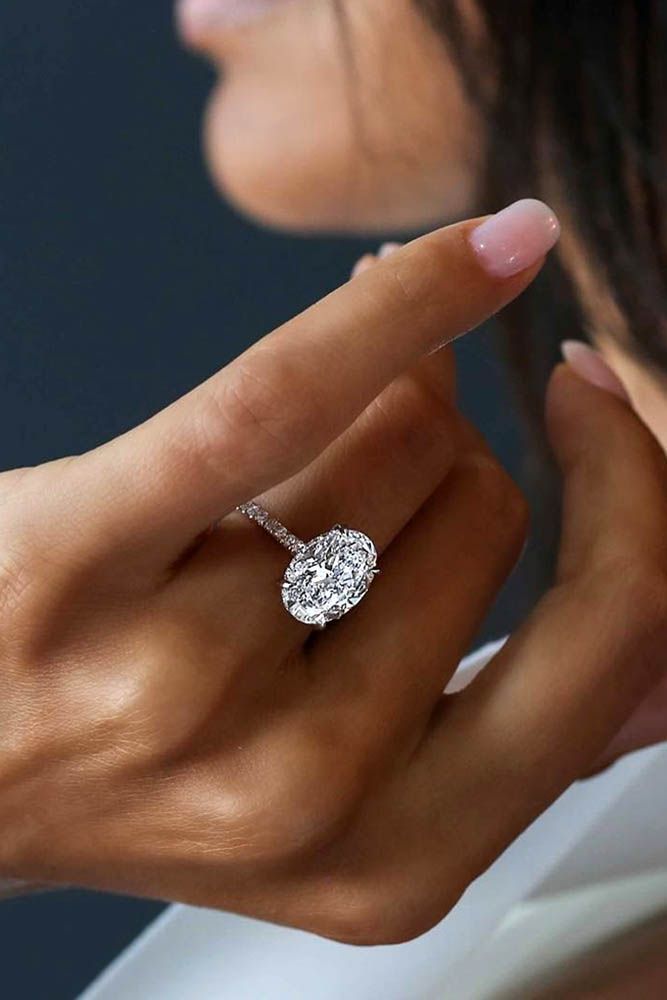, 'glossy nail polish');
561,340,630,401
351,254,375,278
469,198,560,278
377,242,401,259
